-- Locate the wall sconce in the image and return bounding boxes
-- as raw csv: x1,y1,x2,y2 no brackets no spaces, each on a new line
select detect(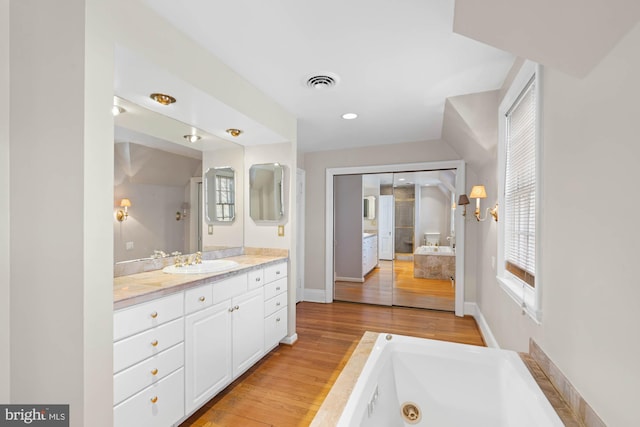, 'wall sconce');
469,185,498,222
176,202,189,221
457,194,470,217
116,198,131,222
